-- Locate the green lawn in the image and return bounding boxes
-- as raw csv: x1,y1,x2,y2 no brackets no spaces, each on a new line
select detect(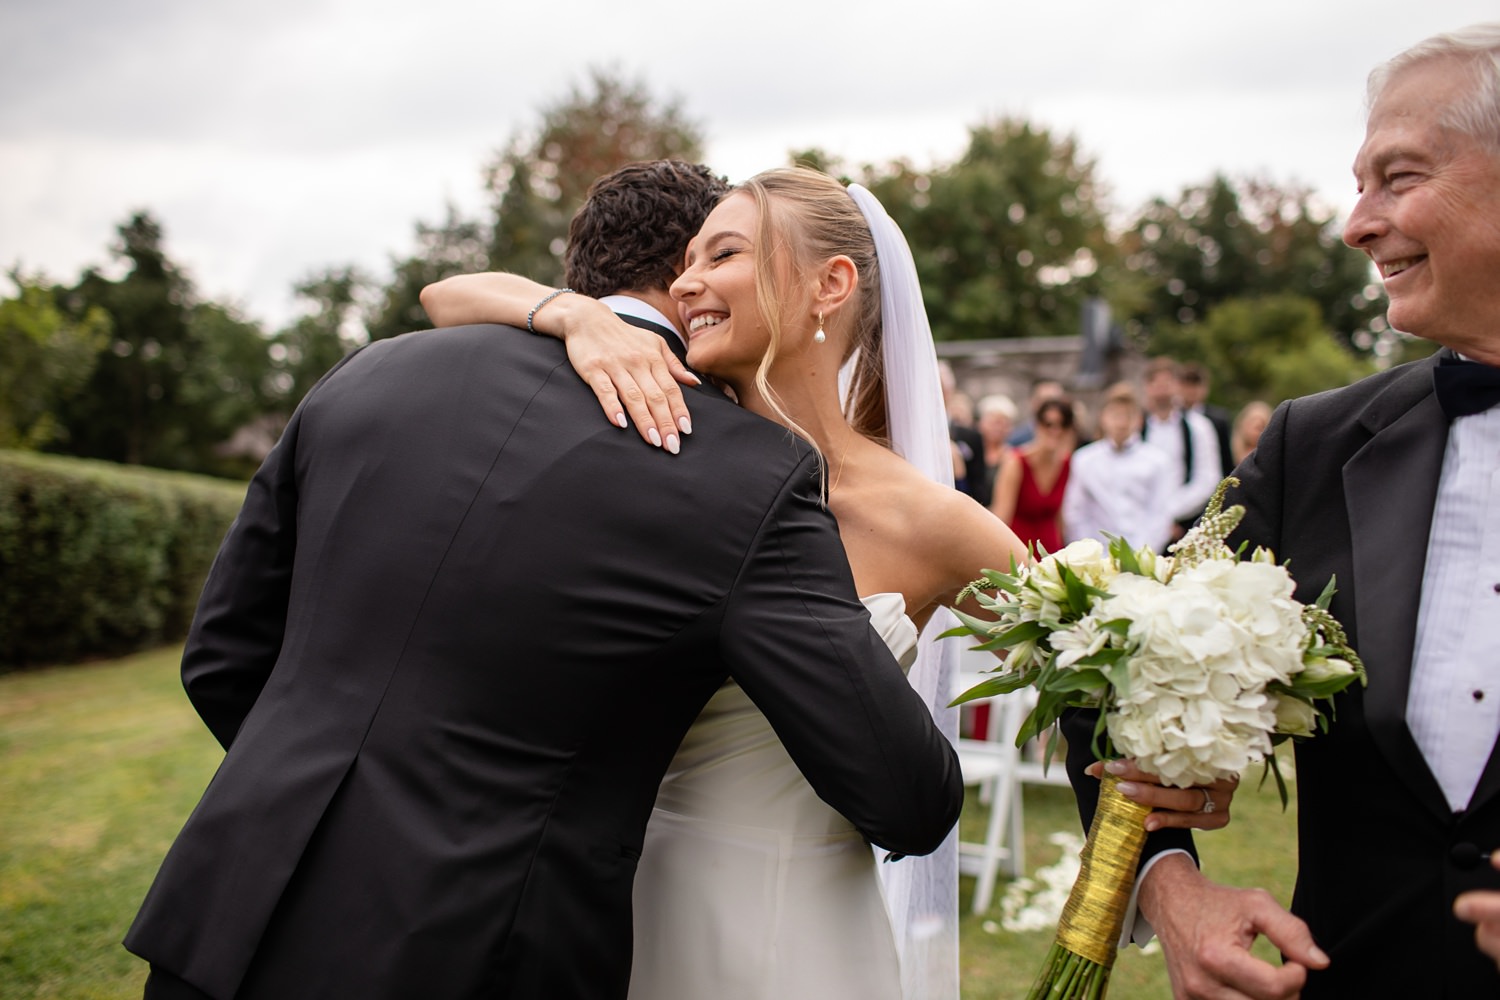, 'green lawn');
0,651,1300,999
